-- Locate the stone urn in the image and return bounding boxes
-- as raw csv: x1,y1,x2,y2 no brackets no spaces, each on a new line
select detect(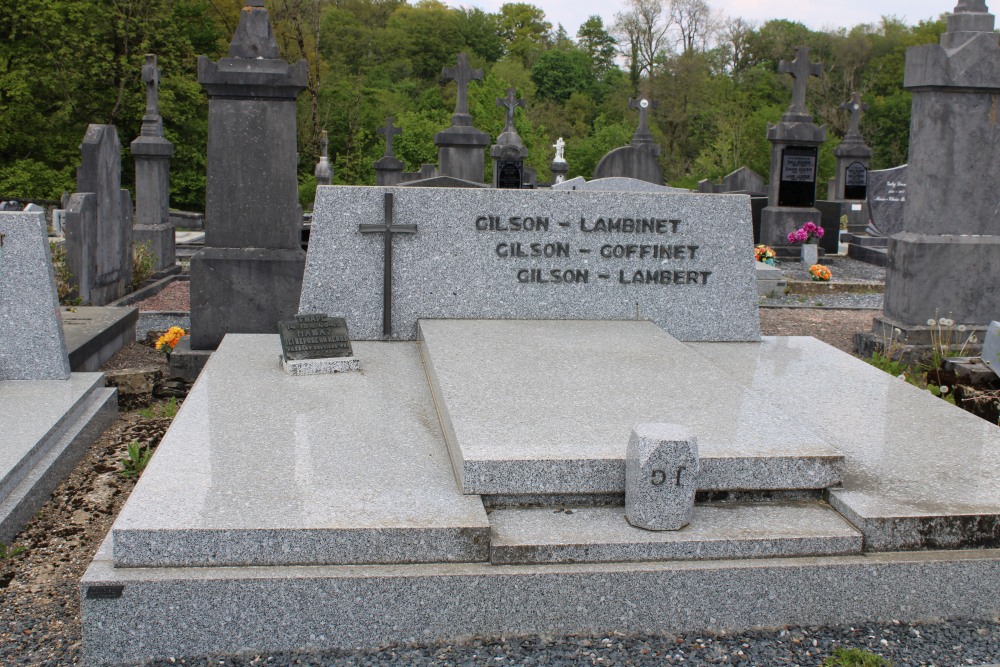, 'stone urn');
800,241,818,266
